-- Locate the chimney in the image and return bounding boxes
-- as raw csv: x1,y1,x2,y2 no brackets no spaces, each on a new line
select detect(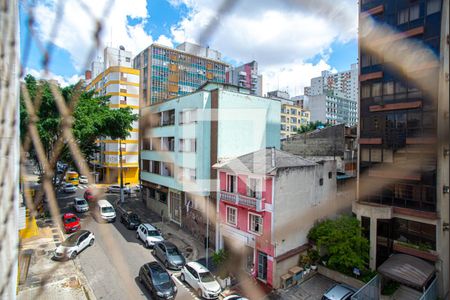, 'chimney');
85,70,92,80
